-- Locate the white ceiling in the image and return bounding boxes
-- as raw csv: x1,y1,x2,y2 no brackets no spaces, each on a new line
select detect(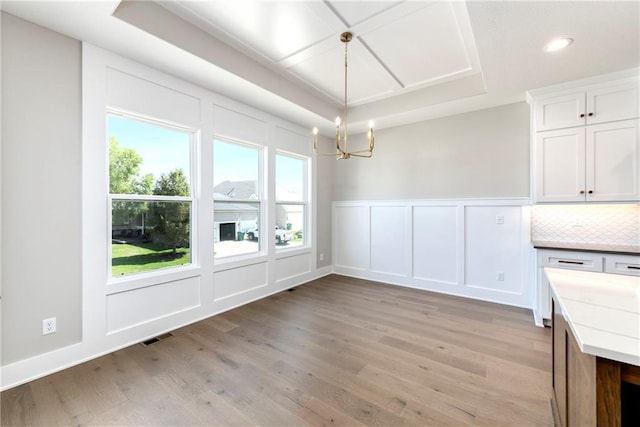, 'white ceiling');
2,1,639,135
